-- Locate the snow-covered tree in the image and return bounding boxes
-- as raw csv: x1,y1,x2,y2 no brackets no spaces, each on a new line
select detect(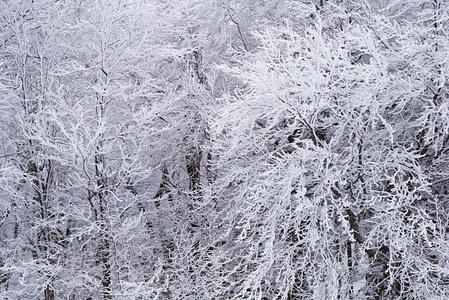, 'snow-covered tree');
206,1,449,298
